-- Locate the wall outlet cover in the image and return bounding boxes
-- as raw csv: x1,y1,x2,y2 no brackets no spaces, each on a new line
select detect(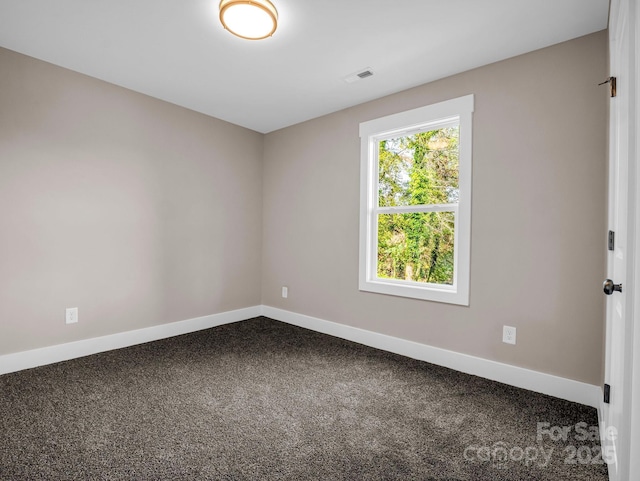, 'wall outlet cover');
503,325,516,345
66,307,78,324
